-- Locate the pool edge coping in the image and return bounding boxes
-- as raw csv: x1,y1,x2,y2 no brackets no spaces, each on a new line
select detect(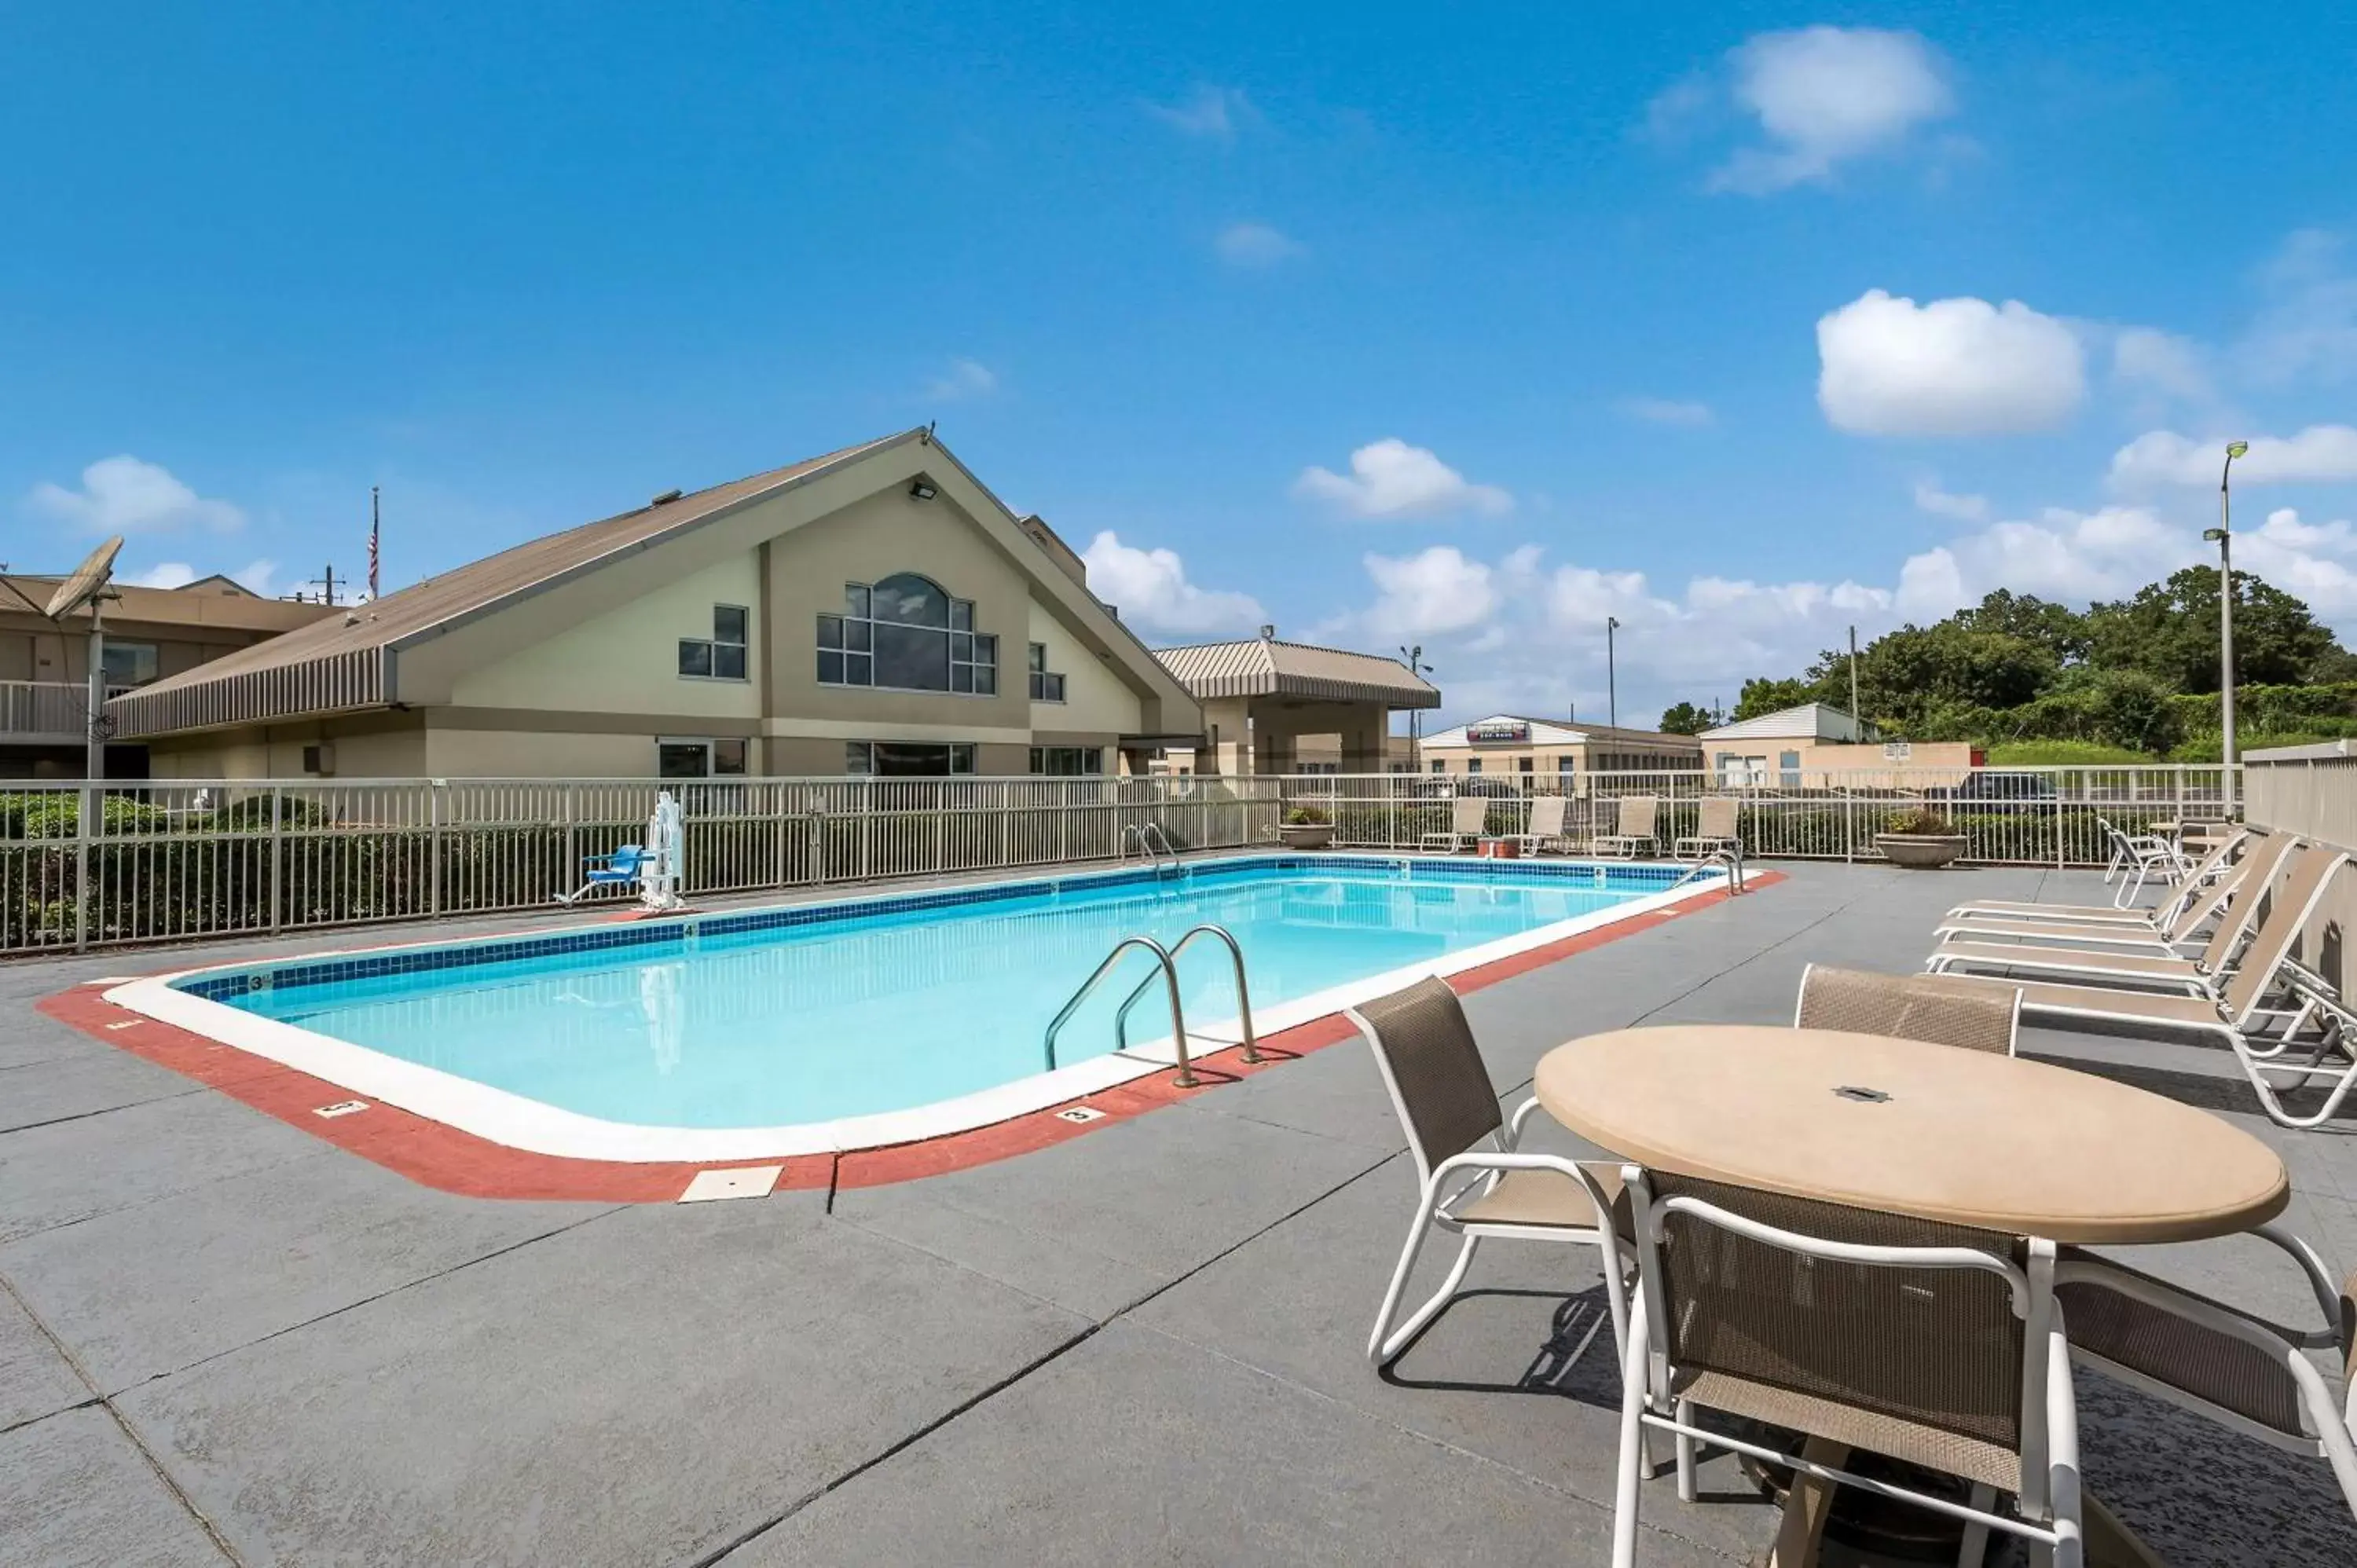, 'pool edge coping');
42,865,1781,1202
